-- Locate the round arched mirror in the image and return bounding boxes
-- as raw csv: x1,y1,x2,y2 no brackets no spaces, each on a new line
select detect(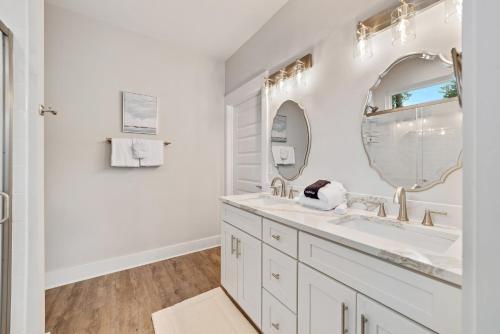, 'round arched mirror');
362,52,462,191
271,100,311,181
